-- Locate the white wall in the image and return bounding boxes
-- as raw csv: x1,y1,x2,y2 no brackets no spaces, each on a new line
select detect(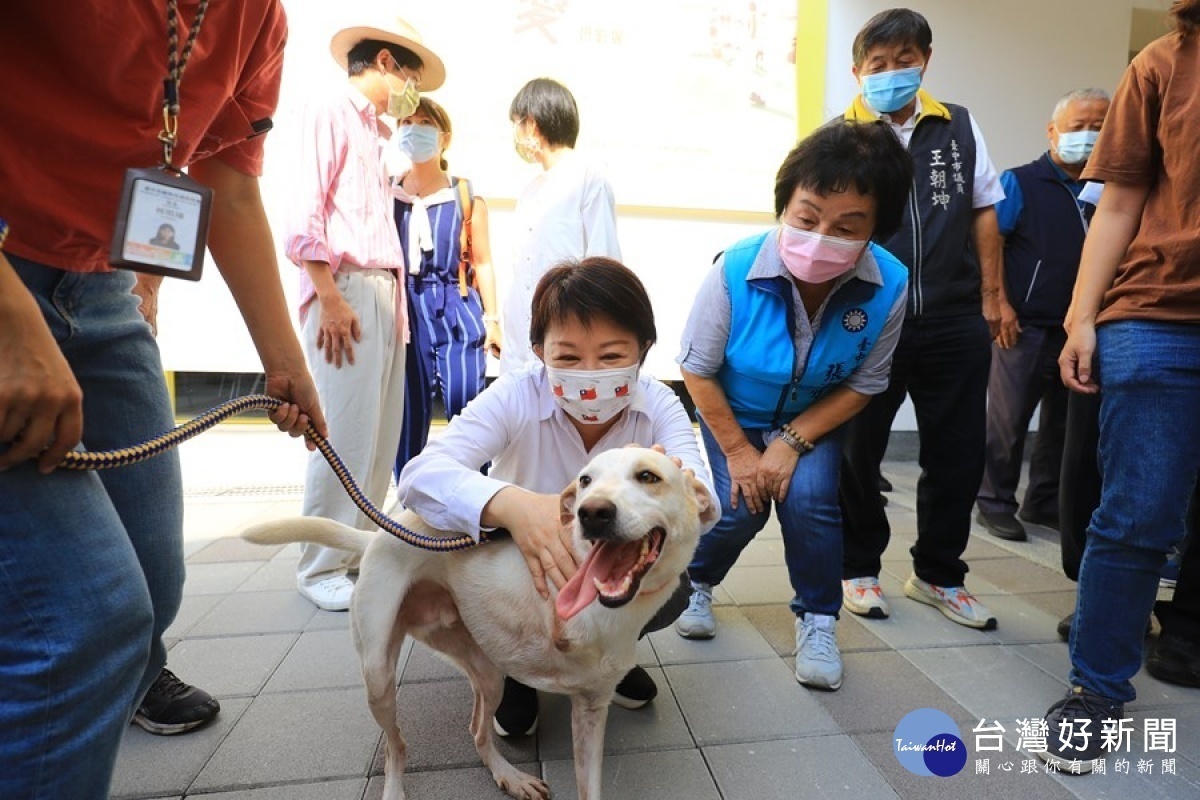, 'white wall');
156,0,1172,425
